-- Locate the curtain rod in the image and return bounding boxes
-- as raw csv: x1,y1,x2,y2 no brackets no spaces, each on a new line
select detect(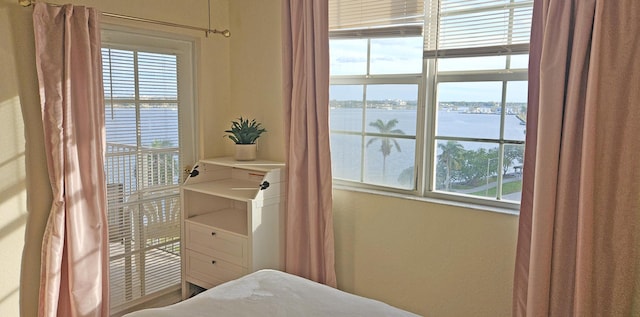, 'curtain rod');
19,0,231,38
